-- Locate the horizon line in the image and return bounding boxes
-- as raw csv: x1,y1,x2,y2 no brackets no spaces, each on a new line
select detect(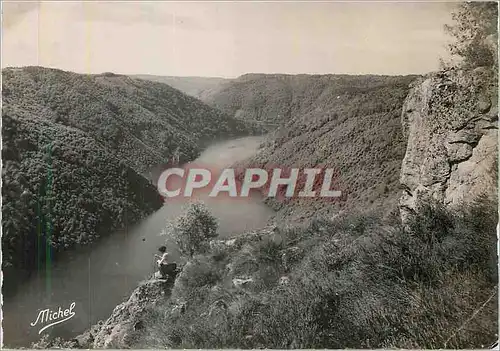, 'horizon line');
2,65,429,78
